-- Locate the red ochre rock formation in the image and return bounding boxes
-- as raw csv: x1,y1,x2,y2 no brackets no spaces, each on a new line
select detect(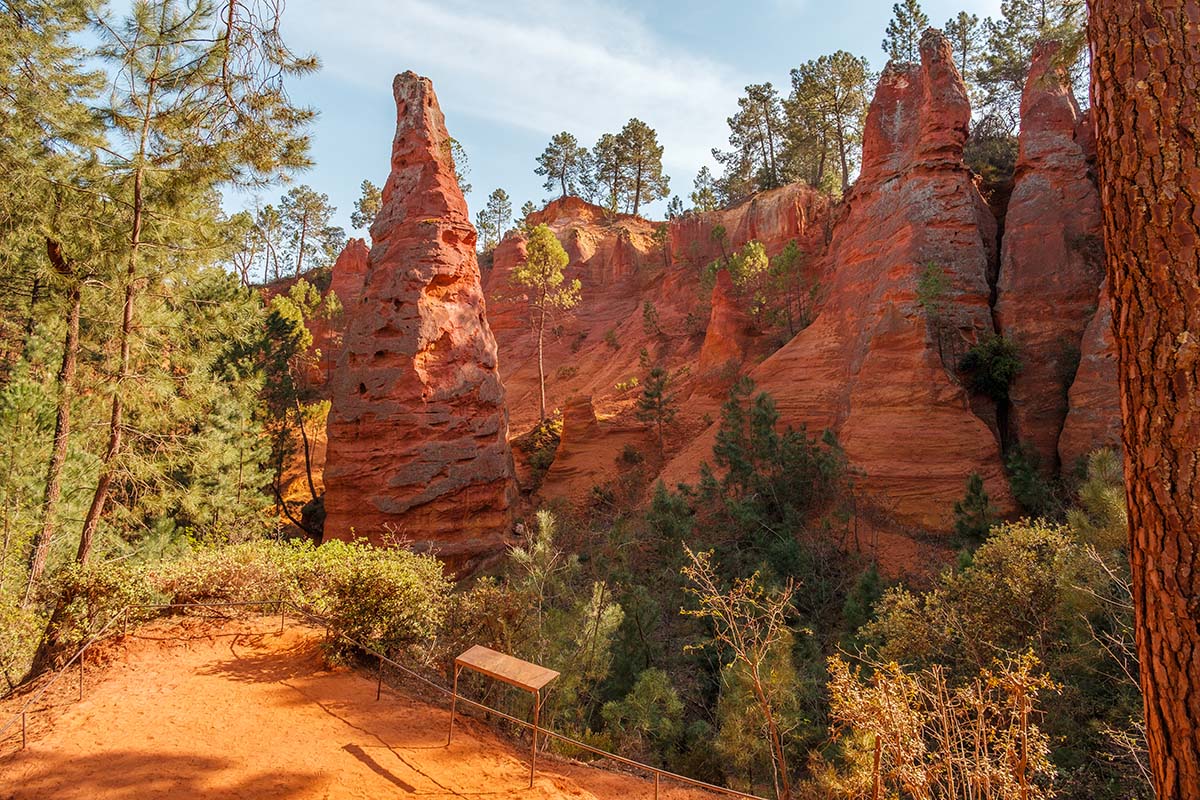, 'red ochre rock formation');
1059,279,1122,468
539,395,650,505
663,29,1014,531
669,183,831,272
323,72,516,566
993,40,1105,473
330,237,371,309
697,269,753,382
